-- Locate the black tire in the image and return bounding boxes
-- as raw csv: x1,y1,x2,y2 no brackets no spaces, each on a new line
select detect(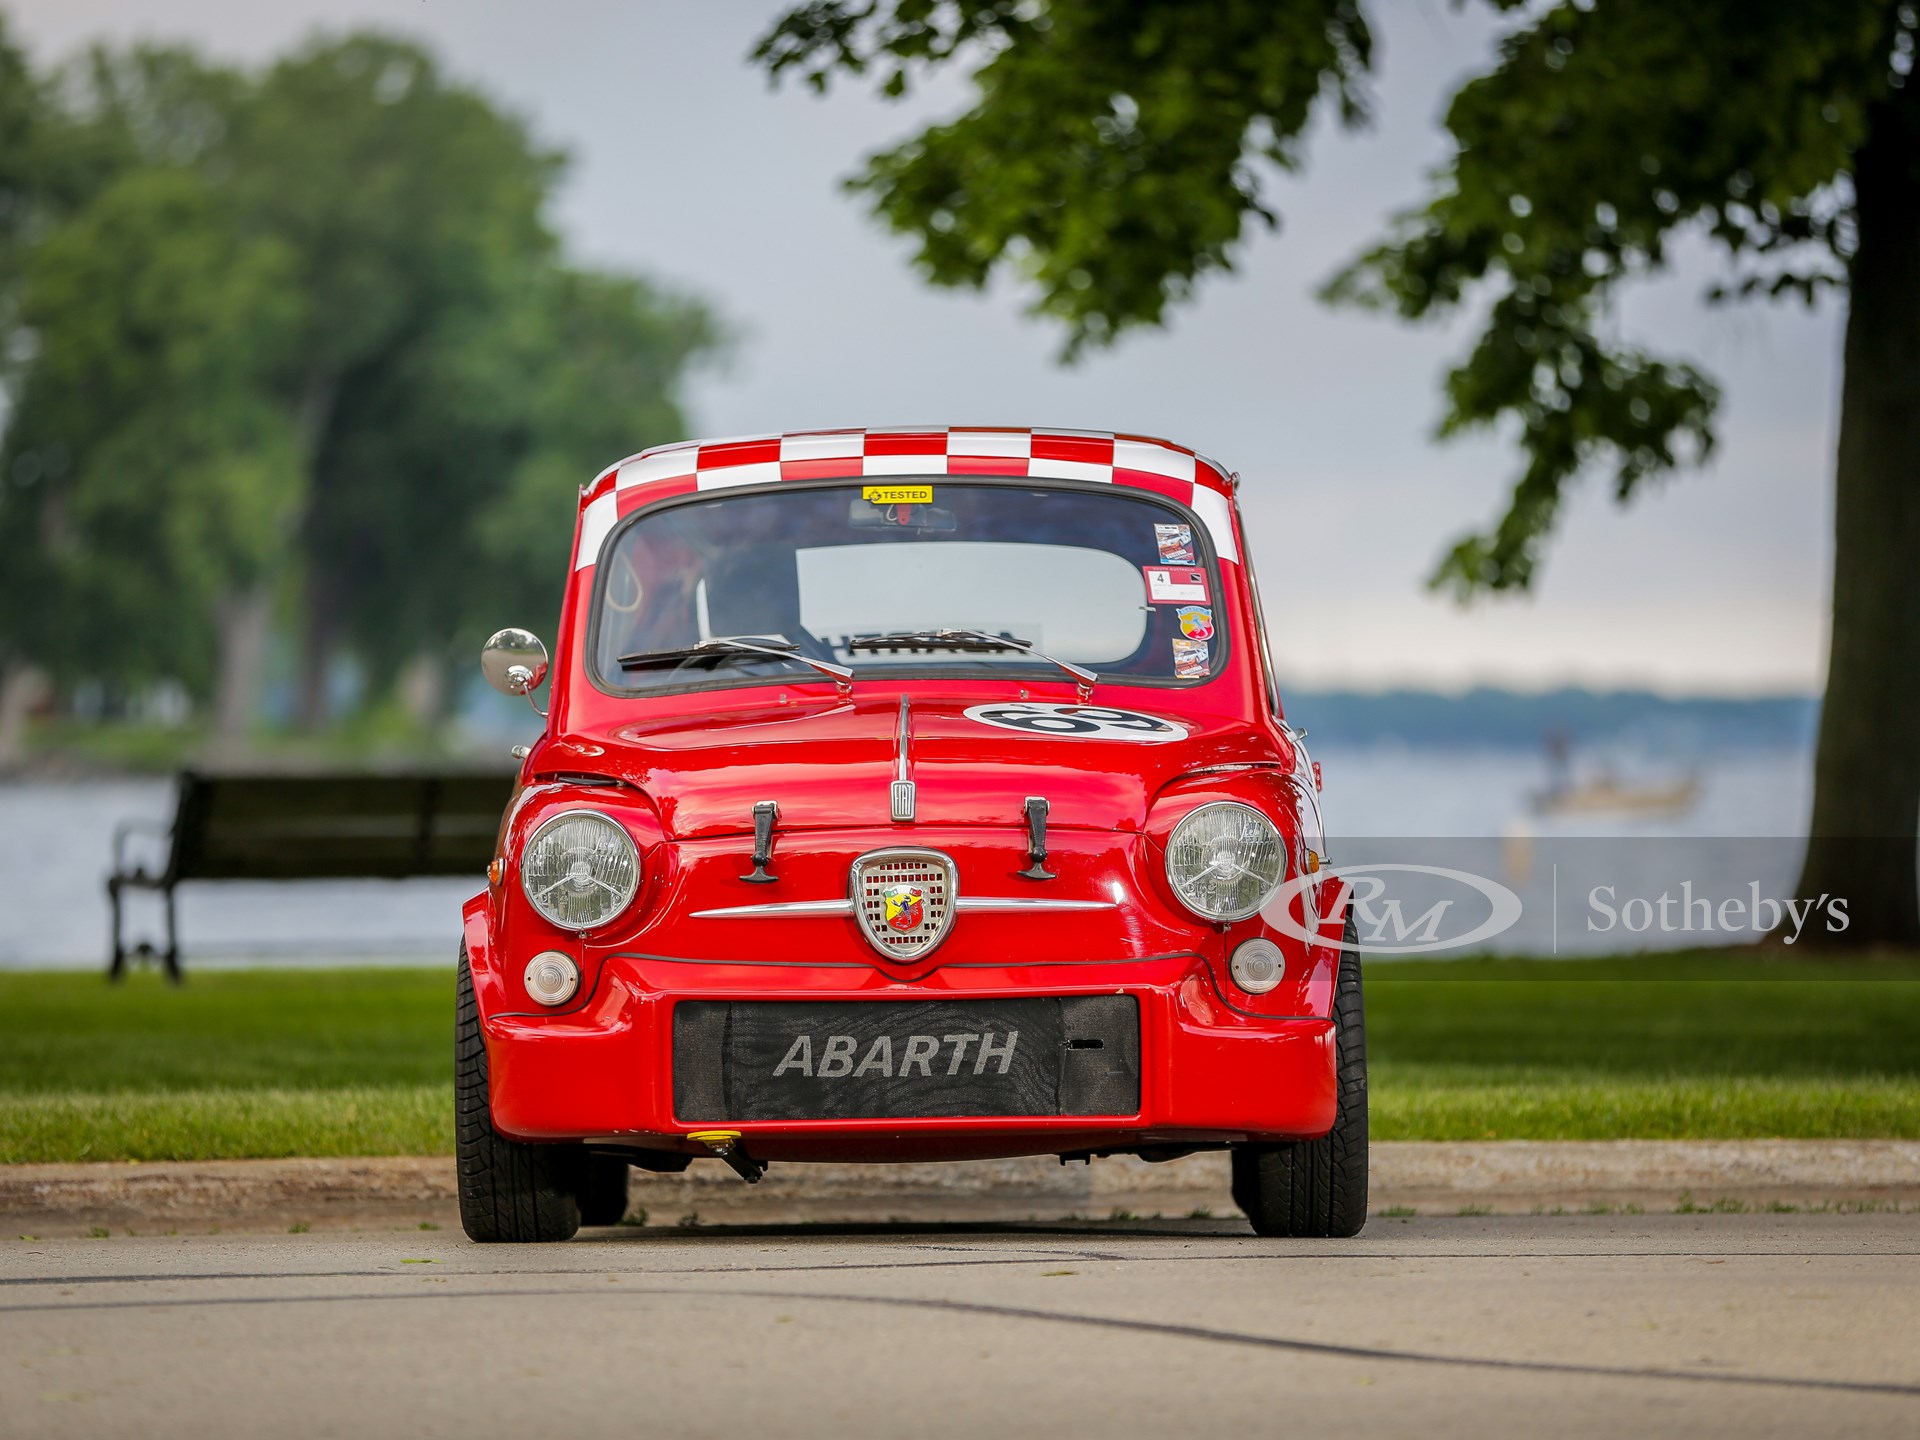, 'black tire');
455,951,582,1243
1232,916,1368,1237
577,1154,632,1226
